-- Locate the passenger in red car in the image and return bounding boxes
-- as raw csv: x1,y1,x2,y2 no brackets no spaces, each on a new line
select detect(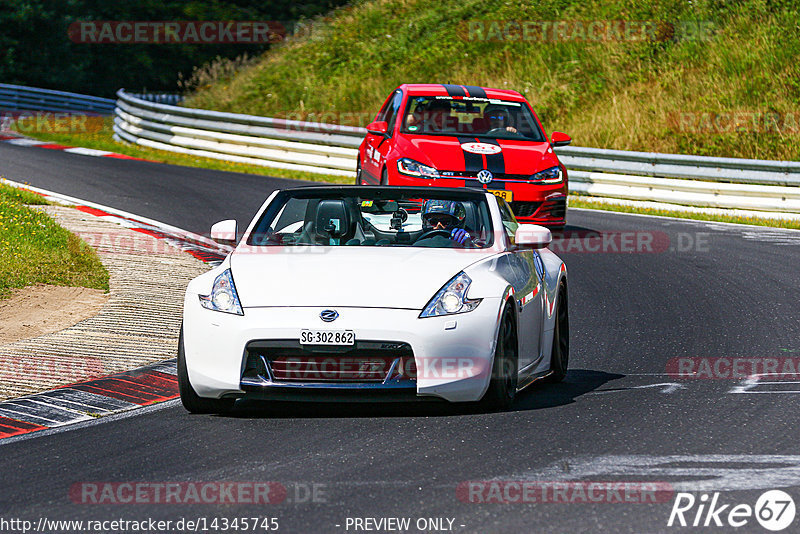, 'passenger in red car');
424,100,454,133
